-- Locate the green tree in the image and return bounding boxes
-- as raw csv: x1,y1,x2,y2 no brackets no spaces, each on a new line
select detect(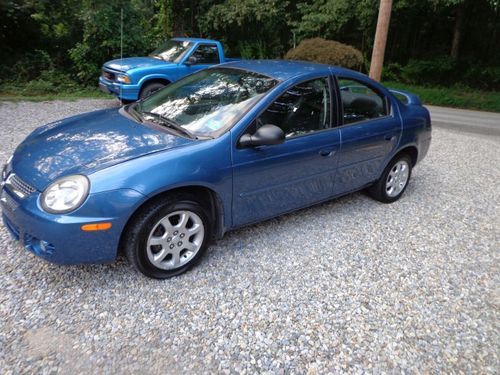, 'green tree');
1,0,499,89
69,0,150,84
200,0,296,58
291,0,382,59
